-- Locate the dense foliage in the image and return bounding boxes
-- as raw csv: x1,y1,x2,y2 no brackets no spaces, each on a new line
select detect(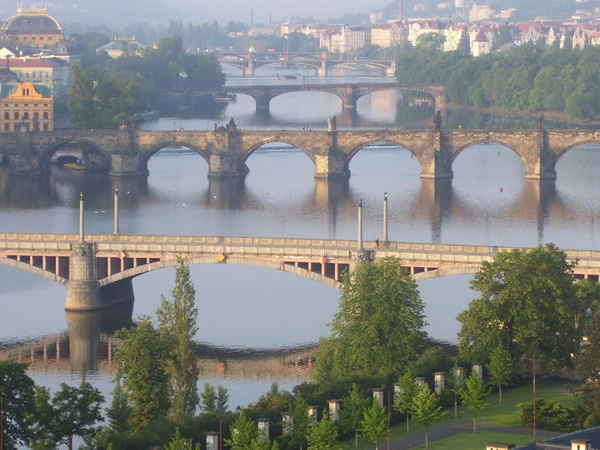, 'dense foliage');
396,43,600,120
